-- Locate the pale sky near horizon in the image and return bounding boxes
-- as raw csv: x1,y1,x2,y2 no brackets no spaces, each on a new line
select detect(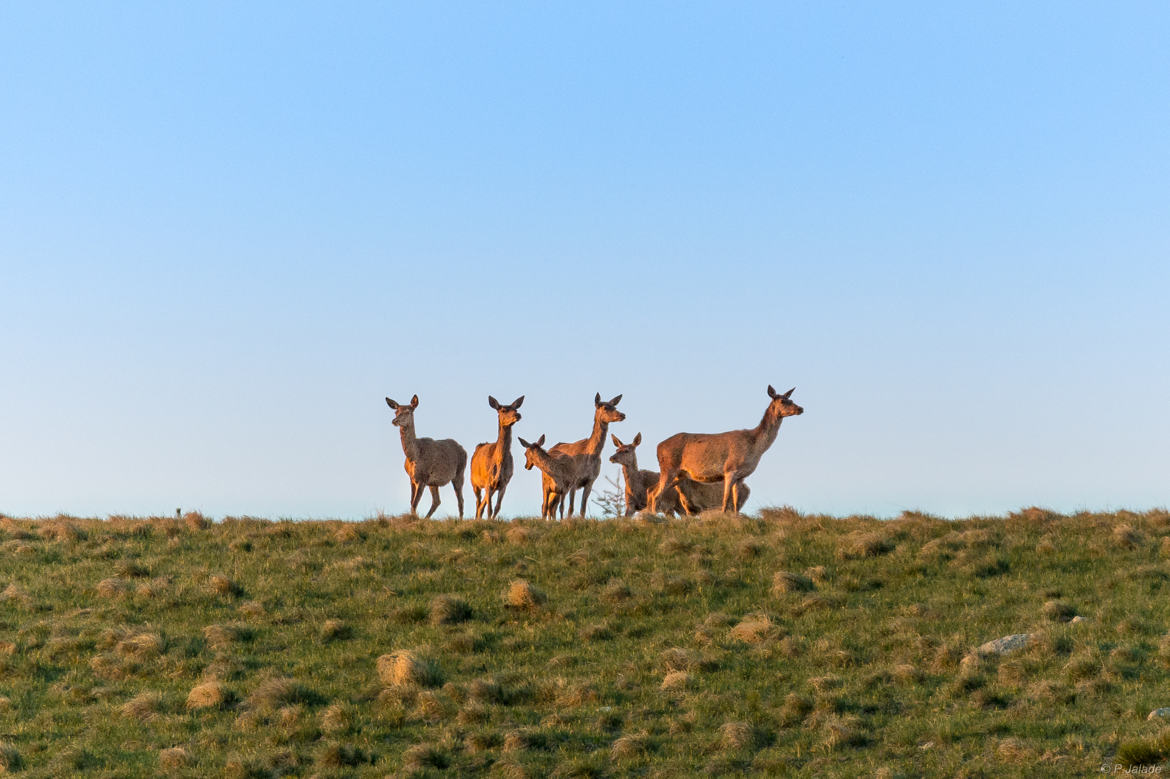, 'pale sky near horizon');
2,3,1167,520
